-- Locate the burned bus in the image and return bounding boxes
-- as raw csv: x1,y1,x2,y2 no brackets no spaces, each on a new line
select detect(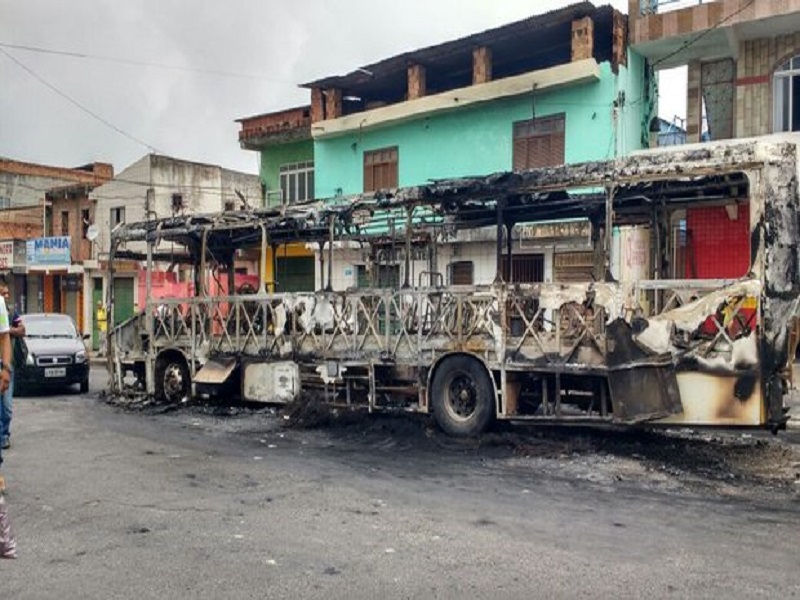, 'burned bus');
107,138,799,436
